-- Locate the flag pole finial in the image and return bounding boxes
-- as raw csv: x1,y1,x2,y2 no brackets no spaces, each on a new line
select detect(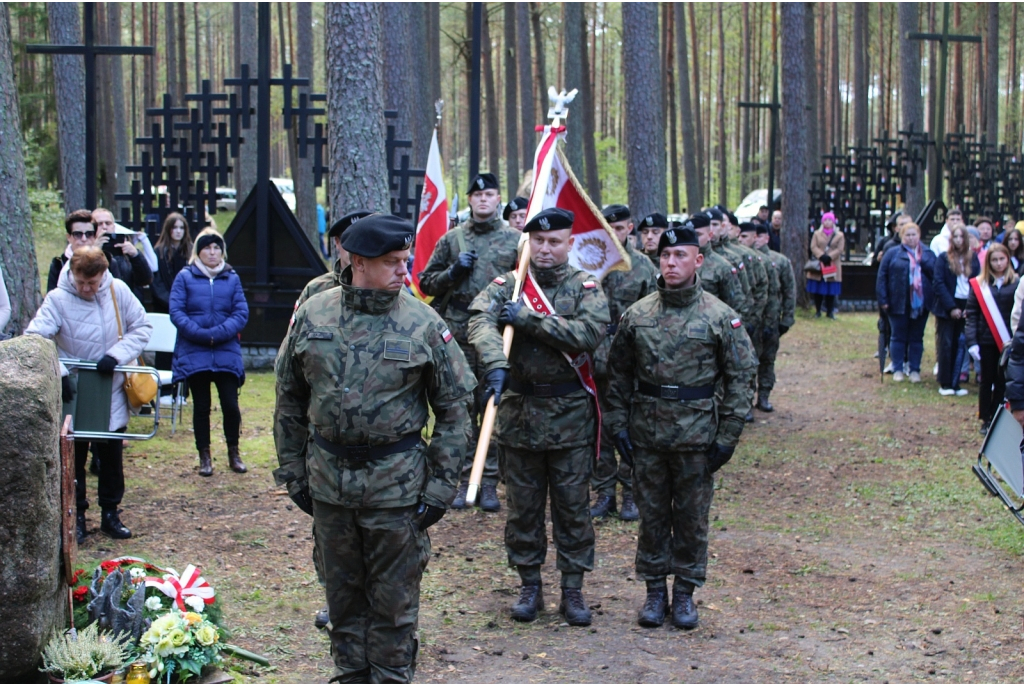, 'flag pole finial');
434,99,444,127
547,87,578,123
